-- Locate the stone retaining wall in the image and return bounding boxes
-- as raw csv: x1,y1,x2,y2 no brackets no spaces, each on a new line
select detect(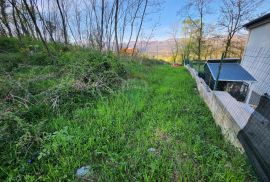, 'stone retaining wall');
187,65,270,181
187,66,253,151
